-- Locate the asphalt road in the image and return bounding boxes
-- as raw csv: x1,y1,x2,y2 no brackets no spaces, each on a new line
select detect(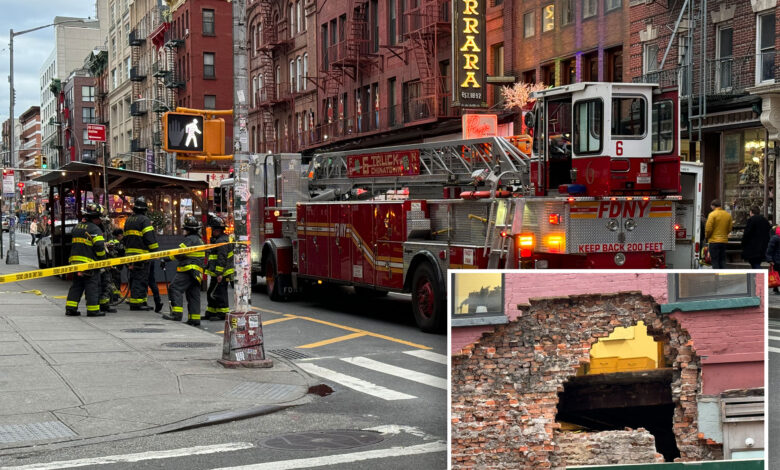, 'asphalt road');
0,234,447,469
